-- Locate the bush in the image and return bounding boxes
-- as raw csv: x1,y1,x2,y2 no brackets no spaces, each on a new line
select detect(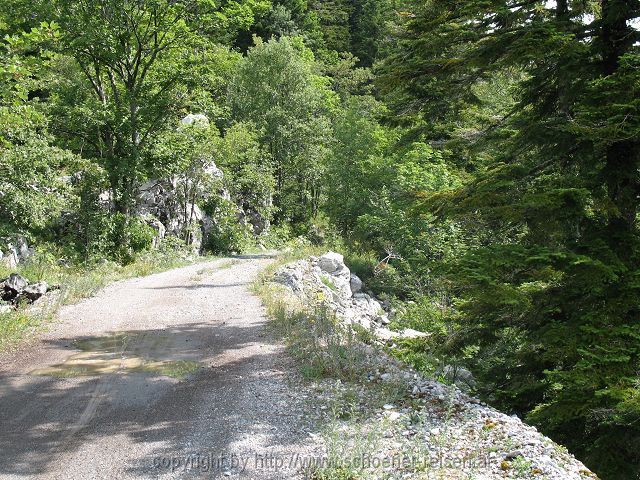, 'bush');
343,250,378,283
158,235,190,255
124,217,156,255
203,198,251,254
257,223,292,249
